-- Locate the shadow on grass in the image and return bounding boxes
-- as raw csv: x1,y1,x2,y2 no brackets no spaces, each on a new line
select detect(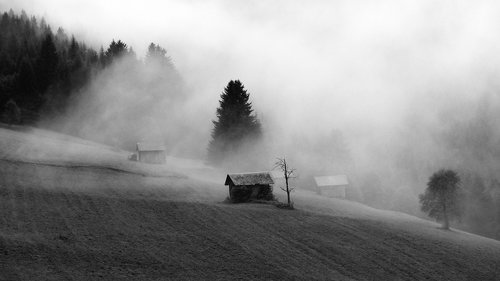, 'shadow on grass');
222,196,295,210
